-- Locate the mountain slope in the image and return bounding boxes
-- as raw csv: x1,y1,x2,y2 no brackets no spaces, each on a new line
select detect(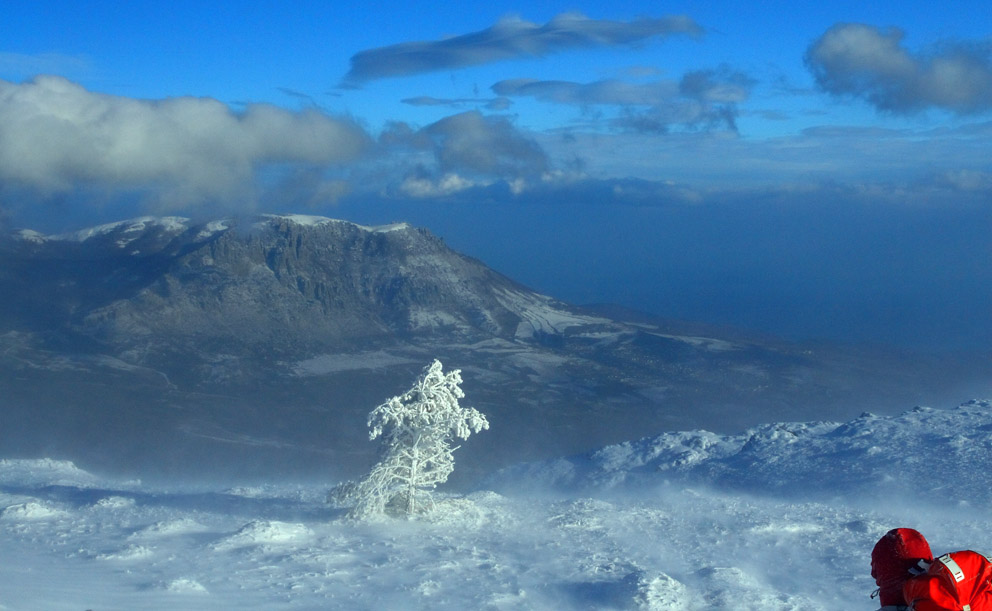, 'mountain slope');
3,214,588,351
1,214,985,481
